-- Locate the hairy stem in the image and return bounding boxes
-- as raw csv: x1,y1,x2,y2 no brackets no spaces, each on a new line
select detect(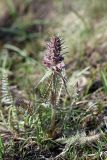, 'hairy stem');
48,72,57,137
